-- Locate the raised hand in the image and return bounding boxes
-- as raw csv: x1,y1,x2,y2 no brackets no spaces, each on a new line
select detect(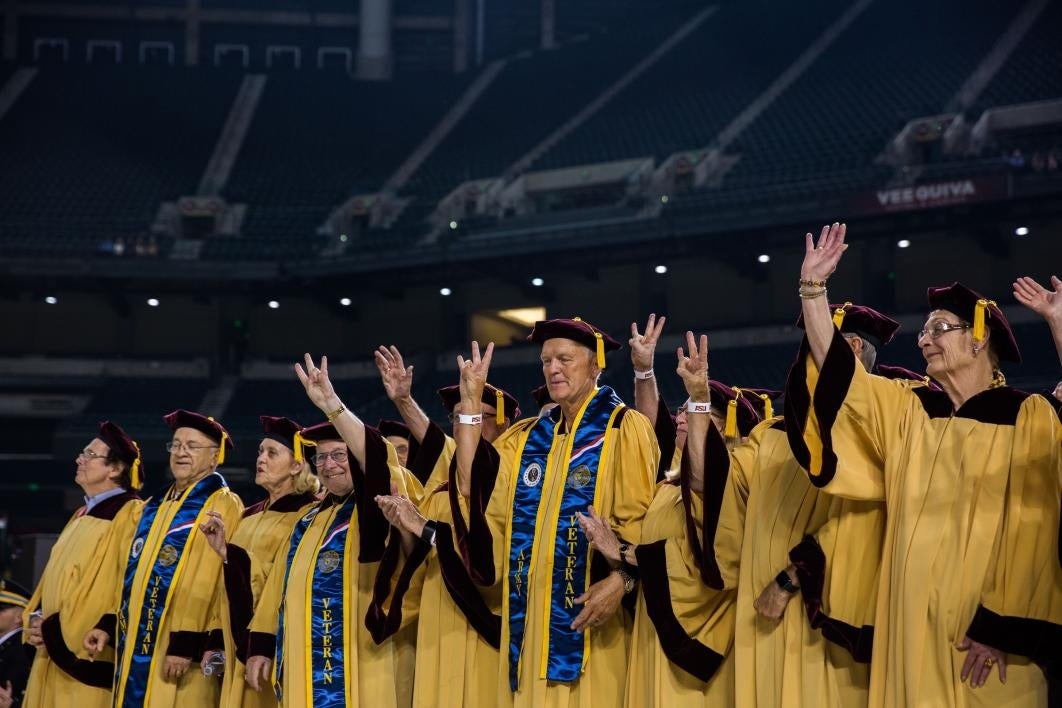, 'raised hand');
198,511,228,563
456,341,494,405
801,222,848,284
374,345,414,401
676,331,710,402
629,314,666,372
295,353,341,413
1013,275,1062,324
